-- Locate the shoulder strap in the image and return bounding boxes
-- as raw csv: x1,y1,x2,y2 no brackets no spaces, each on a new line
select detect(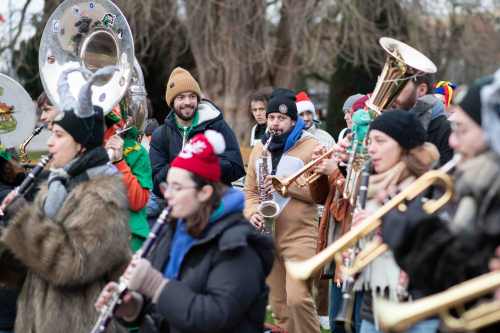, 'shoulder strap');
338,128,347,142
162,124,170,158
